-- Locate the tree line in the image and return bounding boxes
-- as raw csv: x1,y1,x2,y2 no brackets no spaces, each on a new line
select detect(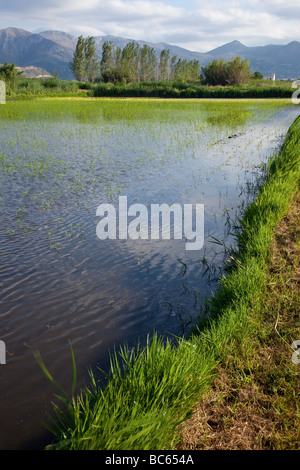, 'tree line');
100,41,200,83
70,36,255,86
70,36,200,83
